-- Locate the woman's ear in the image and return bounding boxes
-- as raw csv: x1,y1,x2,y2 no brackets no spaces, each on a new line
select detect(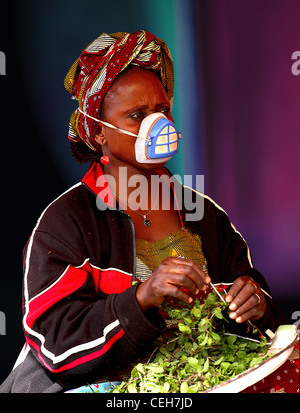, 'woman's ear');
95,126,107,146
